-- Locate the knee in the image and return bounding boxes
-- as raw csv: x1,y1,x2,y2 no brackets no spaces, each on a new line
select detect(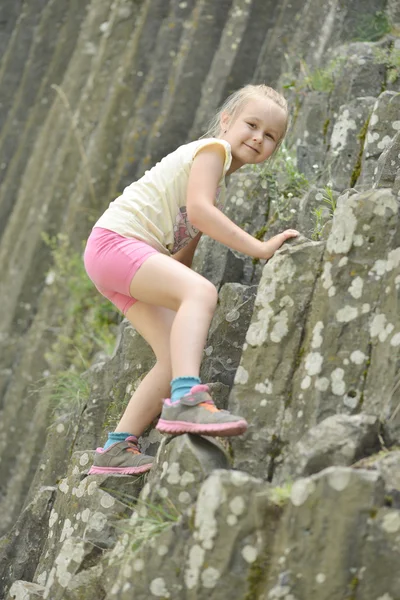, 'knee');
194,278,218,312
